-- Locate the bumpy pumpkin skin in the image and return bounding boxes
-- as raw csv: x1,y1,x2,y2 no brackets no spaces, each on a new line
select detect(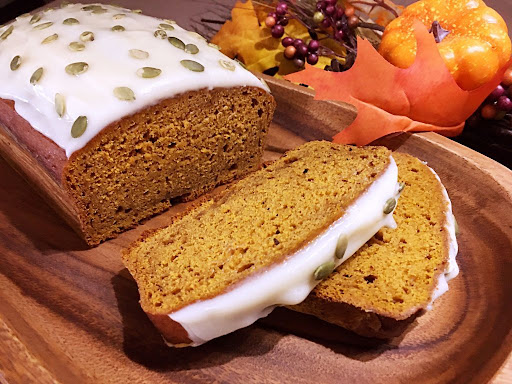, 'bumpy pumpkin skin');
379,0,511,90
